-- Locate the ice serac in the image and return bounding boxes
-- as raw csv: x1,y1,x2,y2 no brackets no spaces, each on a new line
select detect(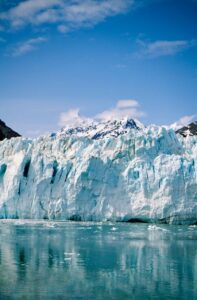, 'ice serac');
0,118,196,224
